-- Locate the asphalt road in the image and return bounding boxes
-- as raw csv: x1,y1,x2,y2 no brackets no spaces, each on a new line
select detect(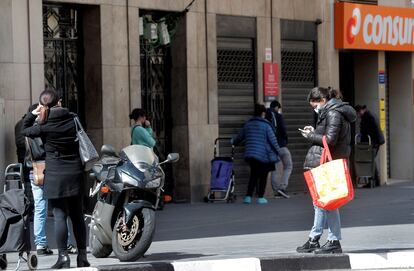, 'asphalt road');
6,179,414,270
